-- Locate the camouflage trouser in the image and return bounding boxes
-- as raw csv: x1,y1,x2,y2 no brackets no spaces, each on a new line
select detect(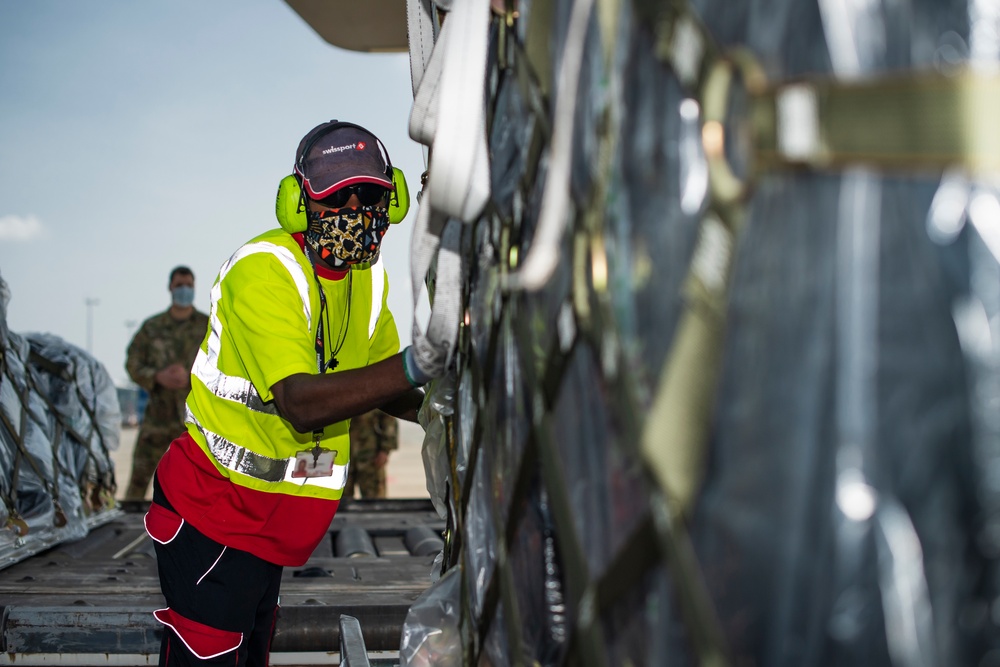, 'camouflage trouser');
344,457,387,499
125,424,180,501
